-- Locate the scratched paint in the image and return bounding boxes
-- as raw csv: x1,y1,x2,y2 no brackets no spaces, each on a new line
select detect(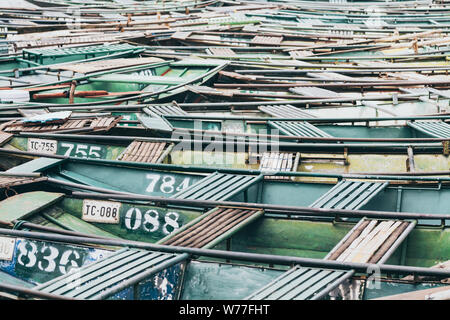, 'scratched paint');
0,238,112,285
108,262,184,300
296,153,450,182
